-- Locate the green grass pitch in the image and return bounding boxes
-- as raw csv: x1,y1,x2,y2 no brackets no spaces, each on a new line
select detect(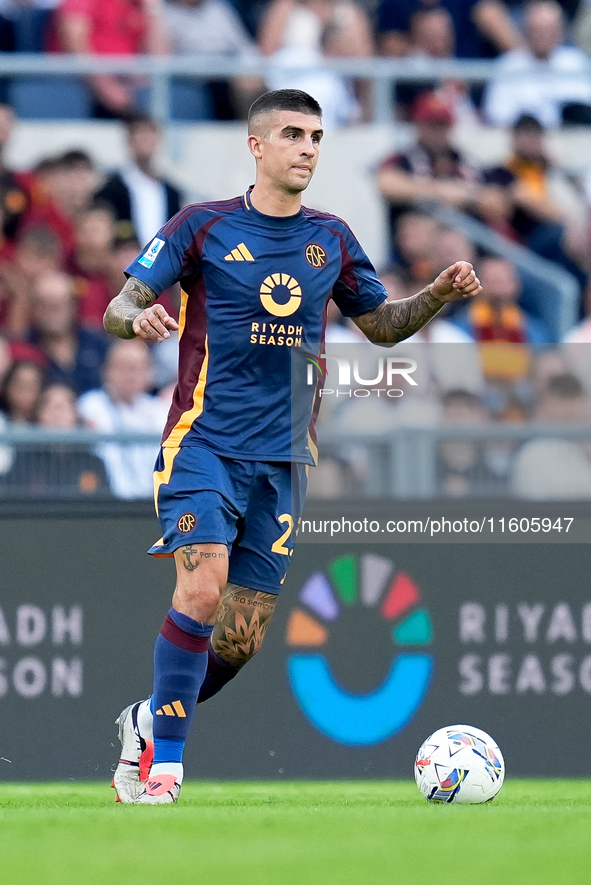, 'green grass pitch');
1,780,590,885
